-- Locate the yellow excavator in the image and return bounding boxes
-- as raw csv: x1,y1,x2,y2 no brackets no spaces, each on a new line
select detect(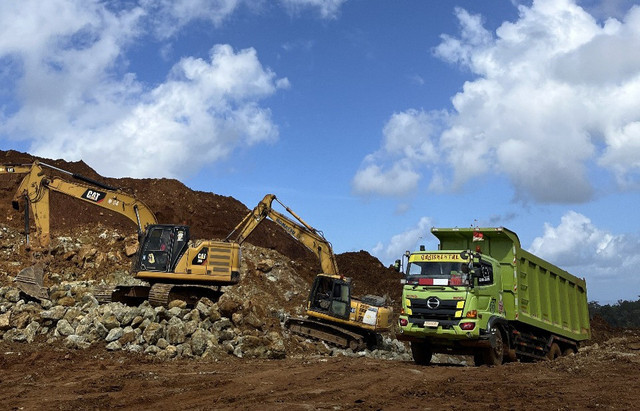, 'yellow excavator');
226,194,393,350
3,161,241,306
